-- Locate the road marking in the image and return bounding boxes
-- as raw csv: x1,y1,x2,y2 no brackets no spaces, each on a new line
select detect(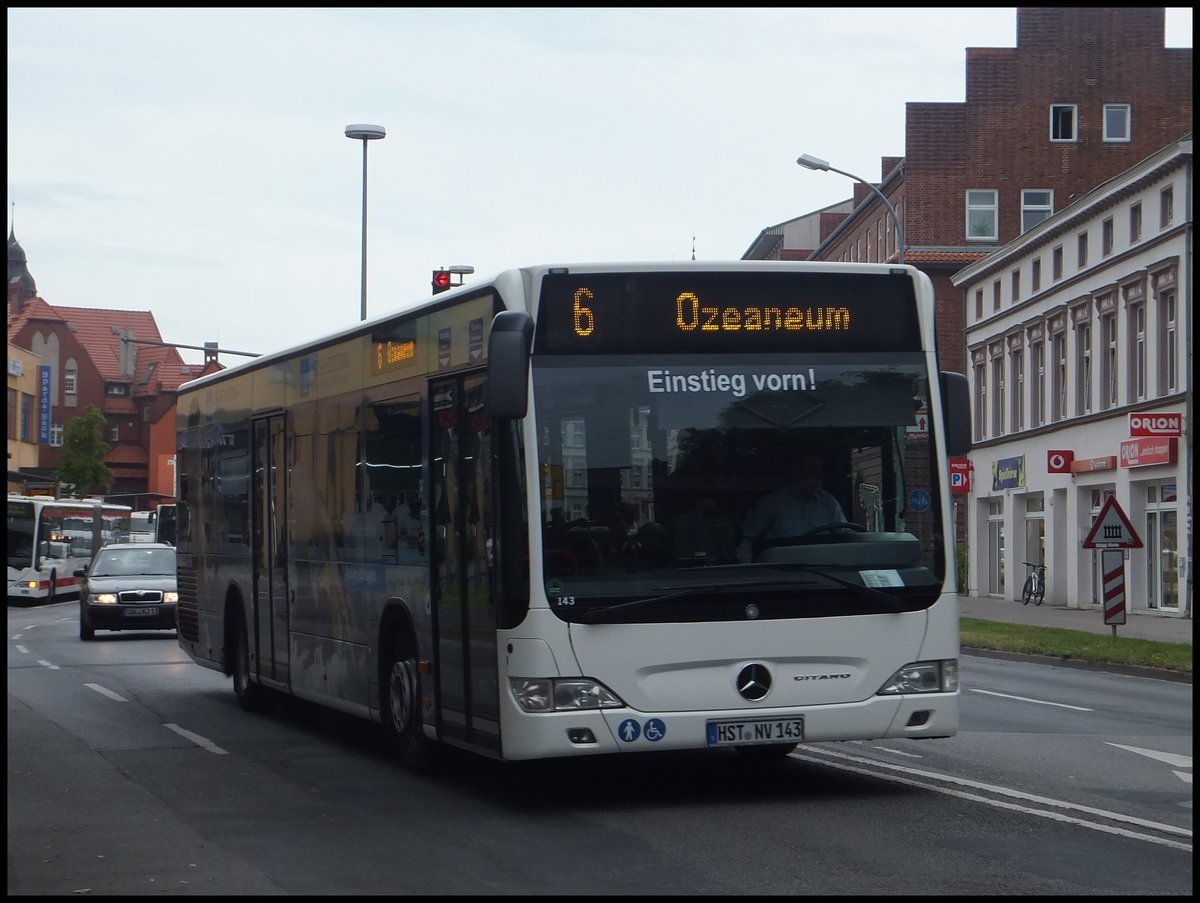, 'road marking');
968,687,1093,711
85,683,127,702
1106,743,1192,770
15,644,29,654
796,746,1191,850
164,723,229,755
36,660,60,671
870,745,924,758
